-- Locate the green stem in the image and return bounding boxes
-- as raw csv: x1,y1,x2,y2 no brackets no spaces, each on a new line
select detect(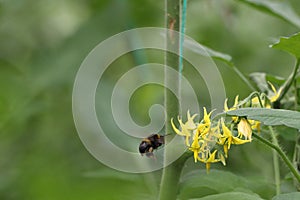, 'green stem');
159,0,181,199
230,64,256,91
253,133,300,184
252,92,264,107
294,78,298,111
275,59,300,104
268,126,281,195
164,0,180,135
158,152,191,200
293,135,300,190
